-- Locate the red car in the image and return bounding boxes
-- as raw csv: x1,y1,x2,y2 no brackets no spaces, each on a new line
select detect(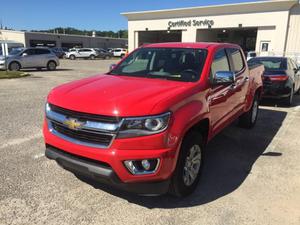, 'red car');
43,42,264,197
